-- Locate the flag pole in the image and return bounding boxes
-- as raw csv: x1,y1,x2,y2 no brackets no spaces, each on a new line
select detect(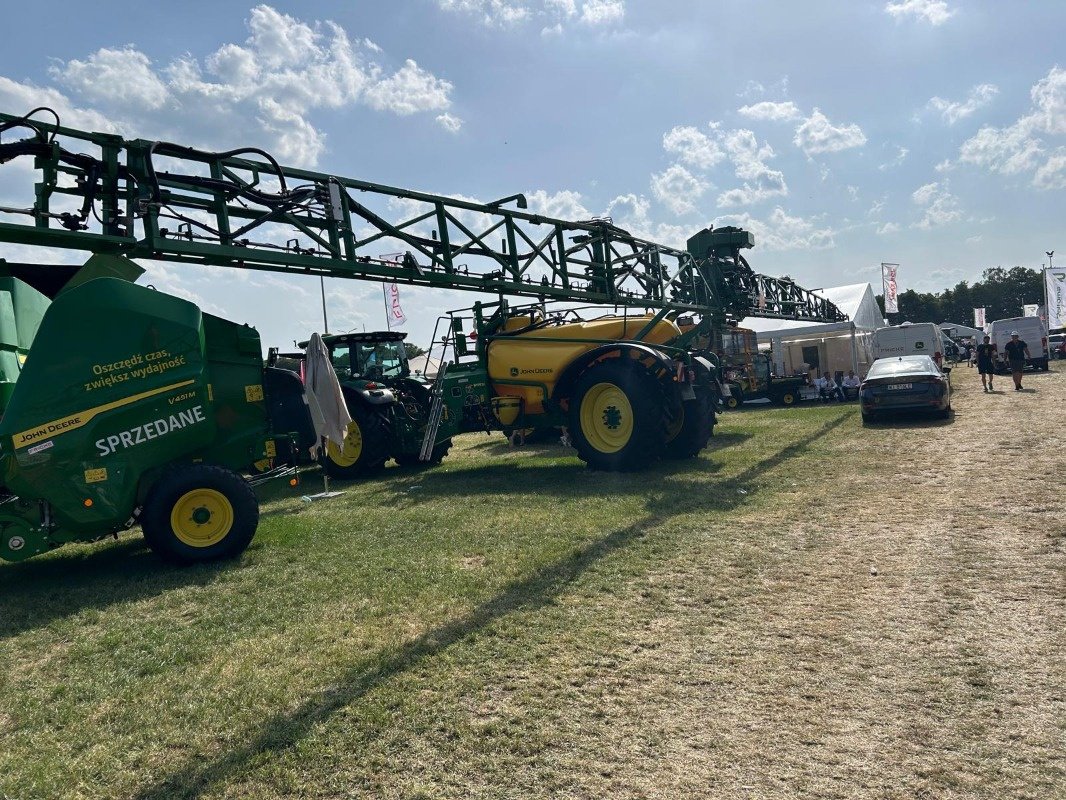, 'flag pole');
383,284,390,331
320,276,329,334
